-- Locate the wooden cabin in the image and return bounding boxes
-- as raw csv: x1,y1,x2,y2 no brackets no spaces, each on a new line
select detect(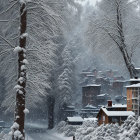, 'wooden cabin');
97,101,135,125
